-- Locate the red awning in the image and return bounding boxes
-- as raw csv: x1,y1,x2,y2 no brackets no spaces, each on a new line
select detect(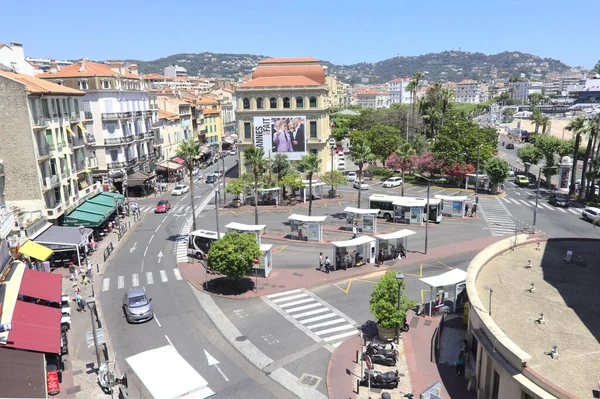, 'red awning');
19,269,62,303
4,301,61,354
172,157,185,164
